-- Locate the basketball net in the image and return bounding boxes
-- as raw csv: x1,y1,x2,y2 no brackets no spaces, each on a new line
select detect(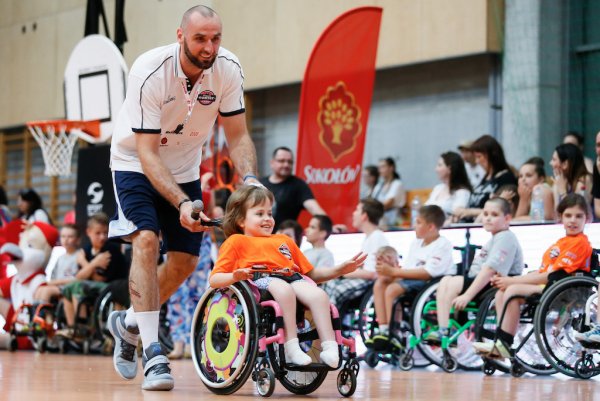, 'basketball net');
26,120,100,177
